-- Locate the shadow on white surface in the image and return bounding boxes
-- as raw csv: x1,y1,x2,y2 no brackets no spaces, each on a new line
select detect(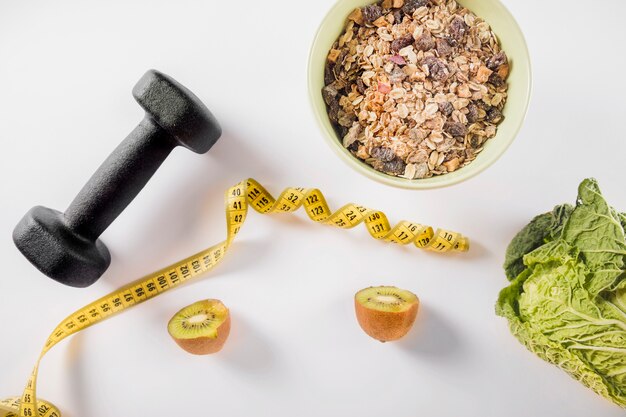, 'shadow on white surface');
398,304,461,359
459,238,490,261
65,334,88,417
220,314,275,373
210,240,274,279
210,130,279,181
